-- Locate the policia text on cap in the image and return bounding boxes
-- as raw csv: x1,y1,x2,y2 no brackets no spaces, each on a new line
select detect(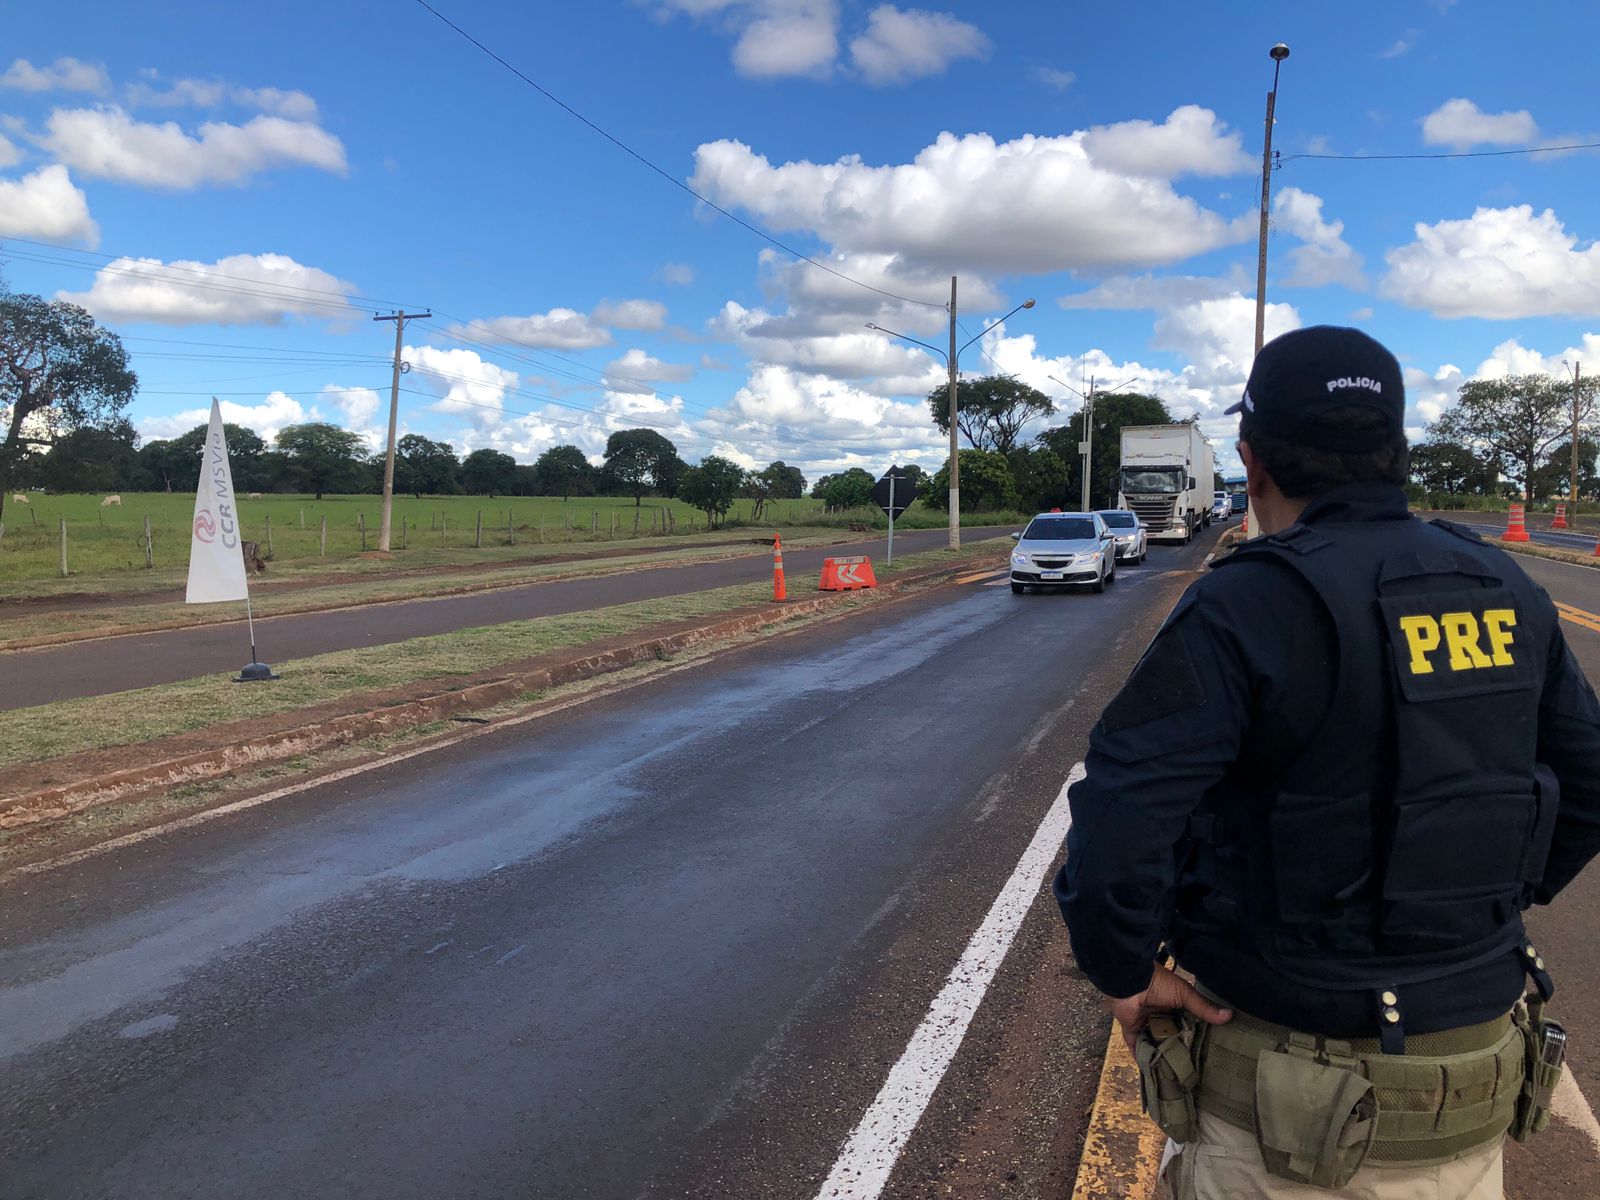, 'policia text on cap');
1055,326,1600,1198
